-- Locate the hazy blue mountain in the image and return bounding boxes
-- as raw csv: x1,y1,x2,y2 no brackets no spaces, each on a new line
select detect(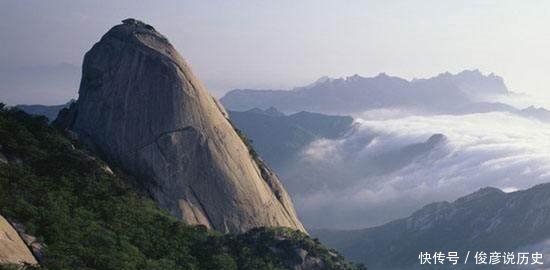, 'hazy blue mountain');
312,184,550,269
449,102,550,123
448,102,517,115
16,100,73,122
229,107,353,170
519,106,550,122
221,70,508,114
